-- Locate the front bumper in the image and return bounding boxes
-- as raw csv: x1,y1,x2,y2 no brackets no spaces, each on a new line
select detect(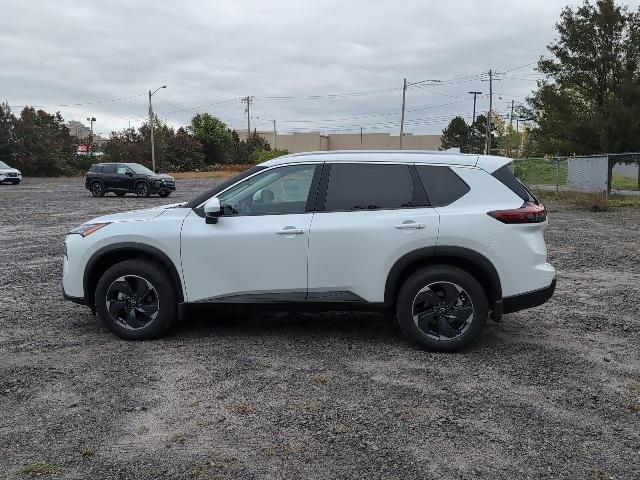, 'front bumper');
151,180,176,193
502,277,557,314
